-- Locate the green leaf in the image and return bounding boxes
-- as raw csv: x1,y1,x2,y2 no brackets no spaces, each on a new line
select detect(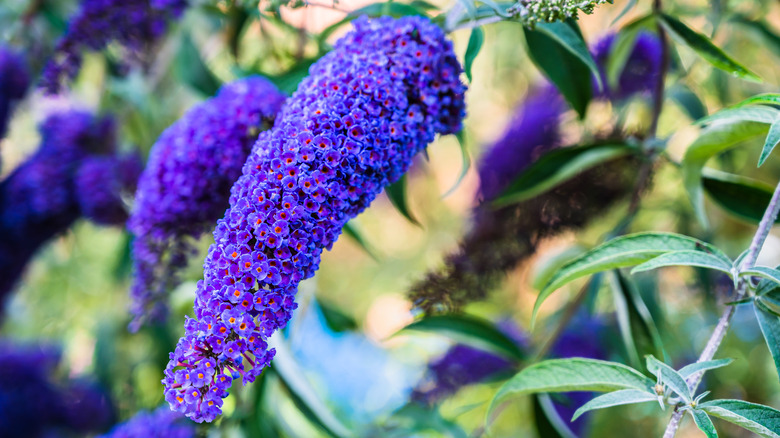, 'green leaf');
175,32,222,96
669,84,708,121
342,222,379,261
493,143,634,207
265,57,319,95
732,93,780,108
682,119,770,226
702,169,777,224
730,16,780,60
464,27,484,82
700,399,780,438
755,301,780,382
610,0,638,26
533,232,727,326
645,355,692,402
692,409,719,438
678,358,734,380
385,175,420,226
630,250,733,276
396,314,526,361
523,25,593,118
535,22,602,88
742,267,780,287
269,338,353,438
316,299,358,333
533,394,578,438
571,389,658,421
696,106,780,127
442,130,471,198
658,13,760,82
489,358,655,421
759,118,780,166
610,271,666,369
